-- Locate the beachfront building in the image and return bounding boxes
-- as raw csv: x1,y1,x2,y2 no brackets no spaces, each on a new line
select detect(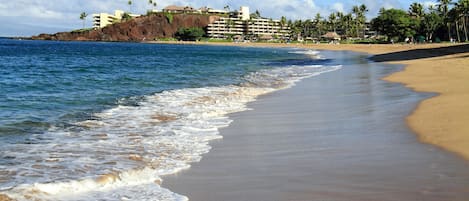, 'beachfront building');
92,10,139,29
207,6,290,40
